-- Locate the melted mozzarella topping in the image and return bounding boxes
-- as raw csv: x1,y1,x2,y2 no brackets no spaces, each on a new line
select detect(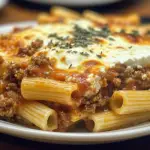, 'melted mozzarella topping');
17,19,150,71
